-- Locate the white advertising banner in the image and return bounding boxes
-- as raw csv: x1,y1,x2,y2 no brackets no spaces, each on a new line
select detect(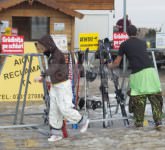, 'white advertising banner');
156,32,165,48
